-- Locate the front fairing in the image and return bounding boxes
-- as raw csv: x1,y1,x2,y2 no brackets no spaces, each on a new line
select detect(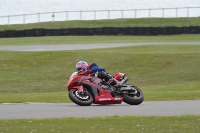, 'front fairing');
67,72,78,86
67,72,93,90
